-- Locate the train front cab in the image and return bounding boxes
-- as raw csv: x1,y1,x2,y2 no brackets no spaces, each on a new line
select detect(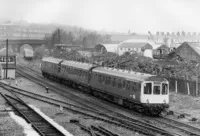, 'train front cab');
140,81,169,107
